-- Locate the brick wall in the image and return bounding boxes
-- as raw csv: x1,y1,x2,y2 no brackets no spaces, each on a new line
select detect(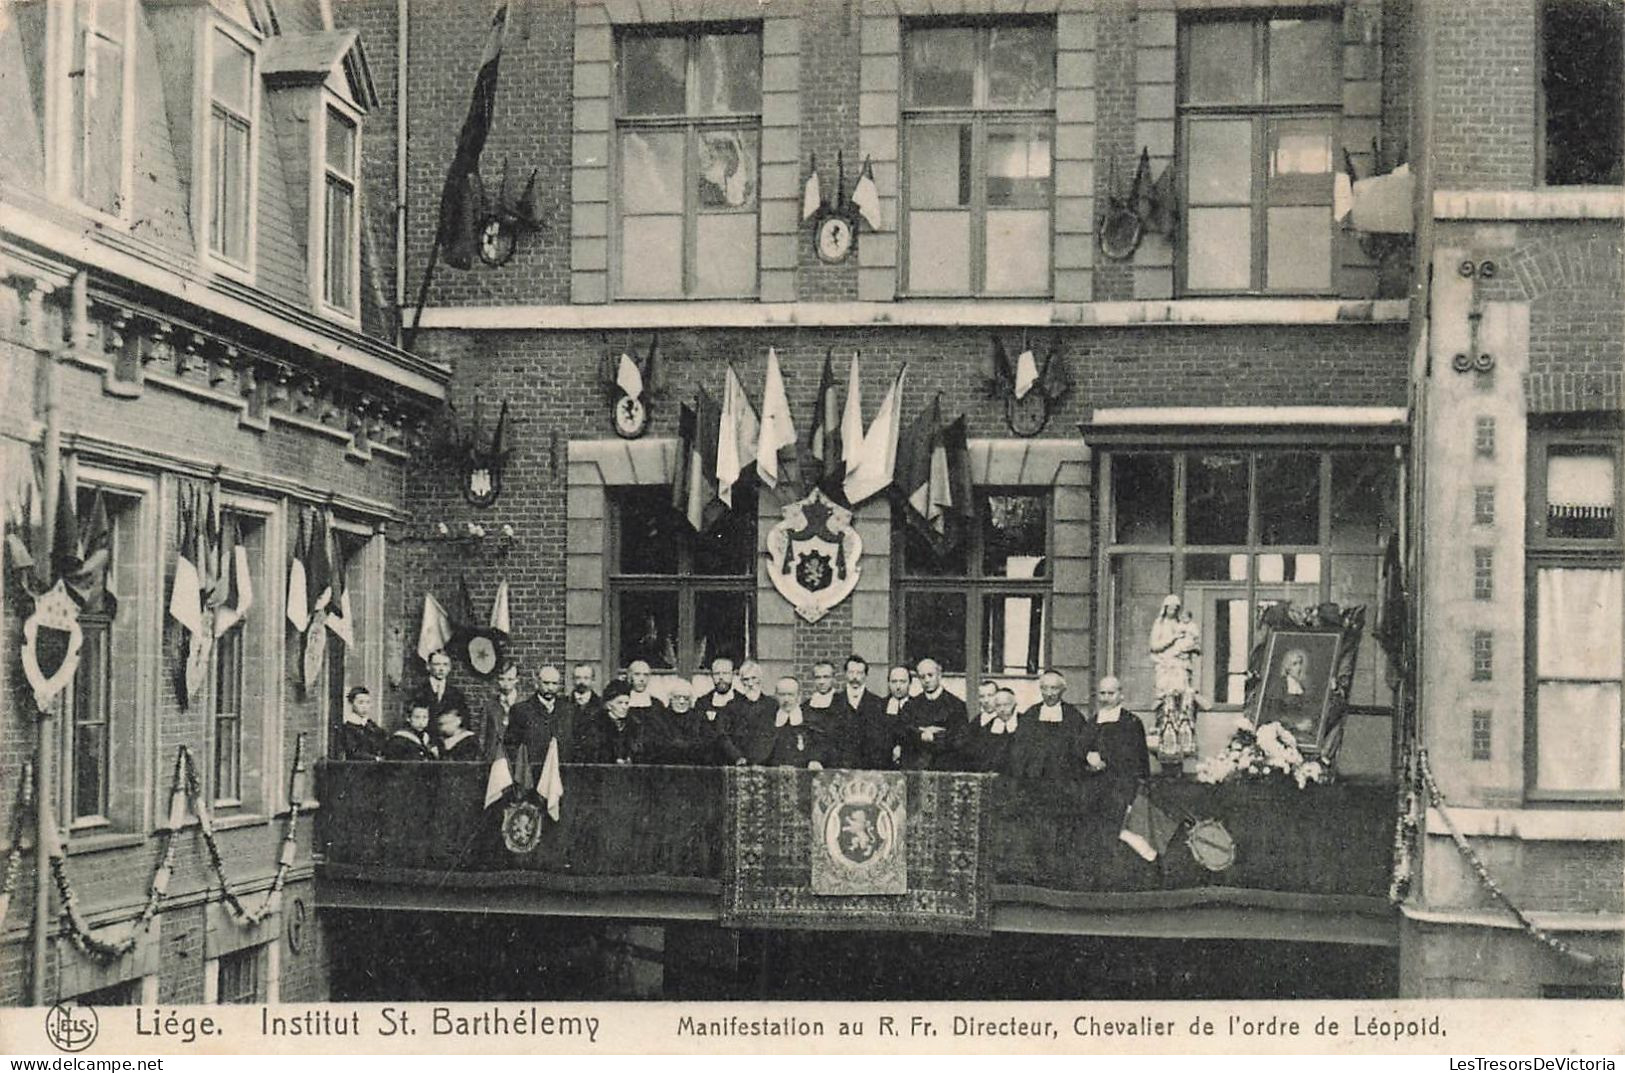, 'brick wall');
1427,0,1539,191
